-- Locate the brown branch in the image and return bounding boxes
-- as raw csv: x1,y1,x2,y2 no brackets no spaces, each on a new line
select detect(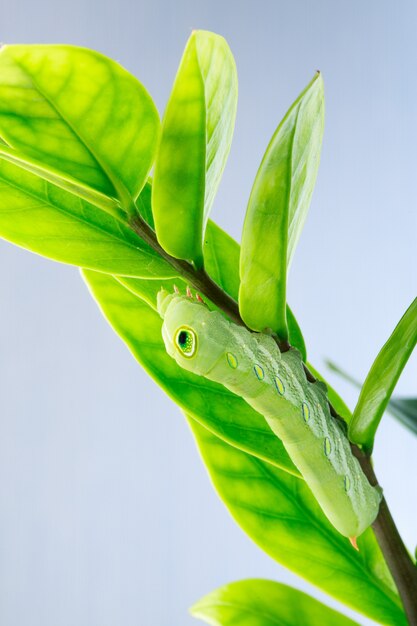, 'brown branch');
130,215,290,350
353,447,417,626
